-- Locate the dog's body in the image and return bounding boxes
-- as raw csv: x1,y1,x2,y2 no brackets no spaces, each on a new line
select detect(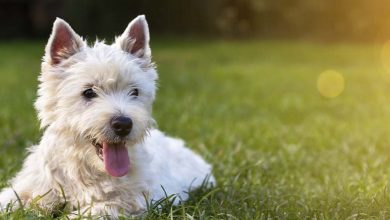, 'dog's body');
0,15,214,217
